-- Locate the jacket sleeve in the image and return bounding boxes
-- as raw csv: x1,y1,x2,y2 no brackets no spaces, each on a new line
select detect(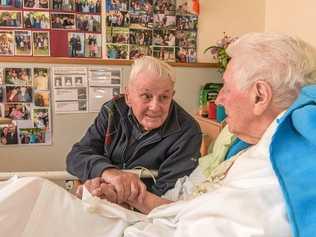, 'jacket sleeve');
151,124,202,196
66,105,117,182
